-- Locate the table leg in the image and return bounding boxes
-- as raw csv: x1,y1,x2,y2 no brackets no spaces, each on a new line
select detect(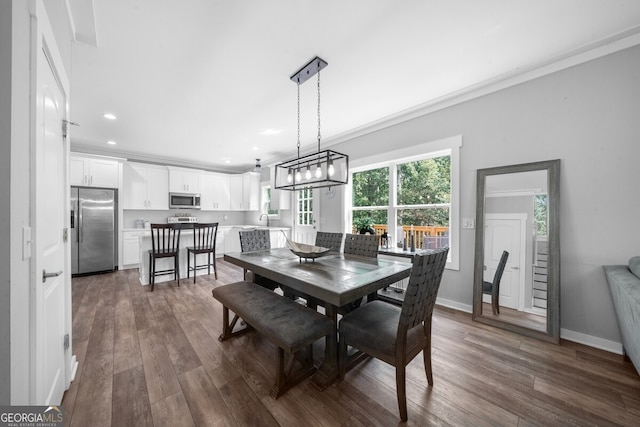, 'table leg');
312,303,339,389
